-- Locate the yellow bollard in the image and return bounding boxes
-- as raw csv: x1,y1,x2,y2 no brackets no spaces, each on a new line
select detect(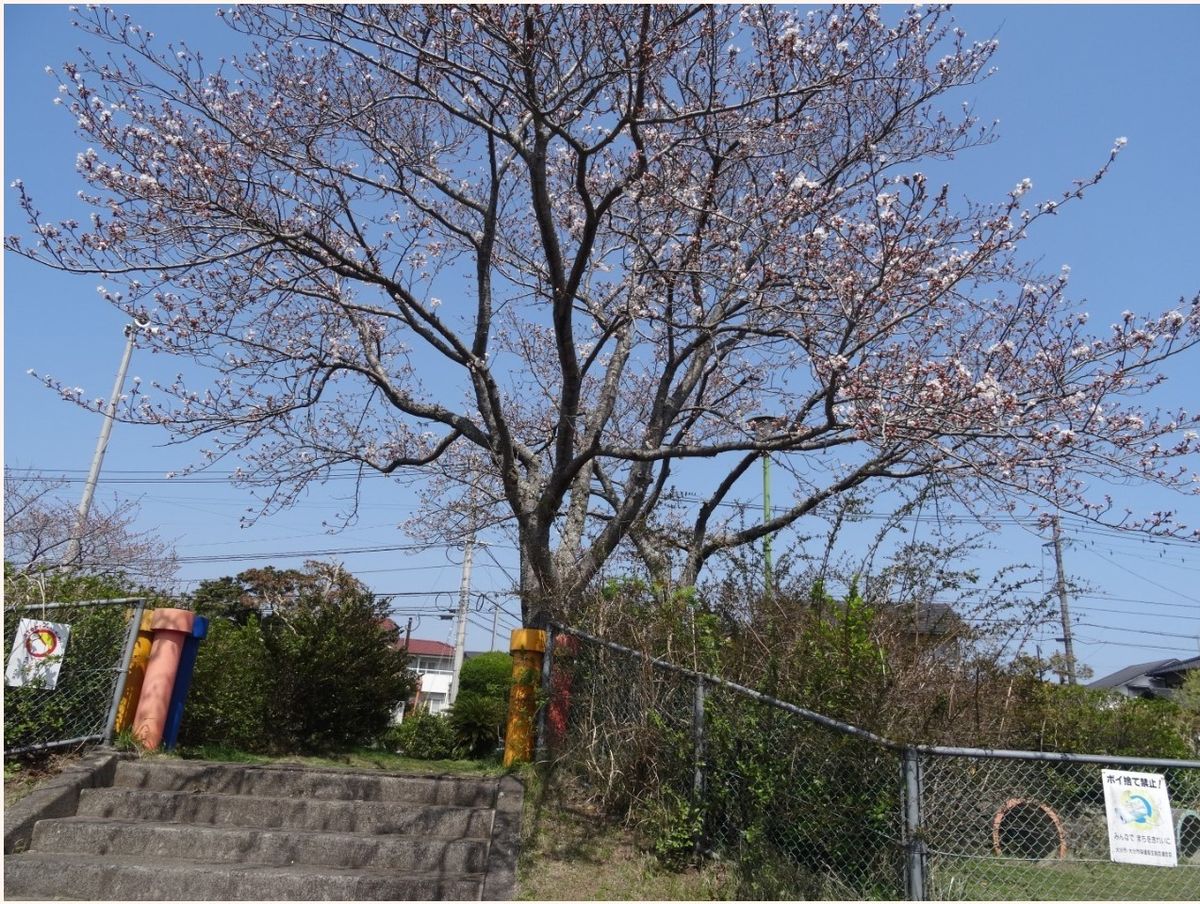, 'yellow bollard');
503,628,545,766
113,611,155,735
